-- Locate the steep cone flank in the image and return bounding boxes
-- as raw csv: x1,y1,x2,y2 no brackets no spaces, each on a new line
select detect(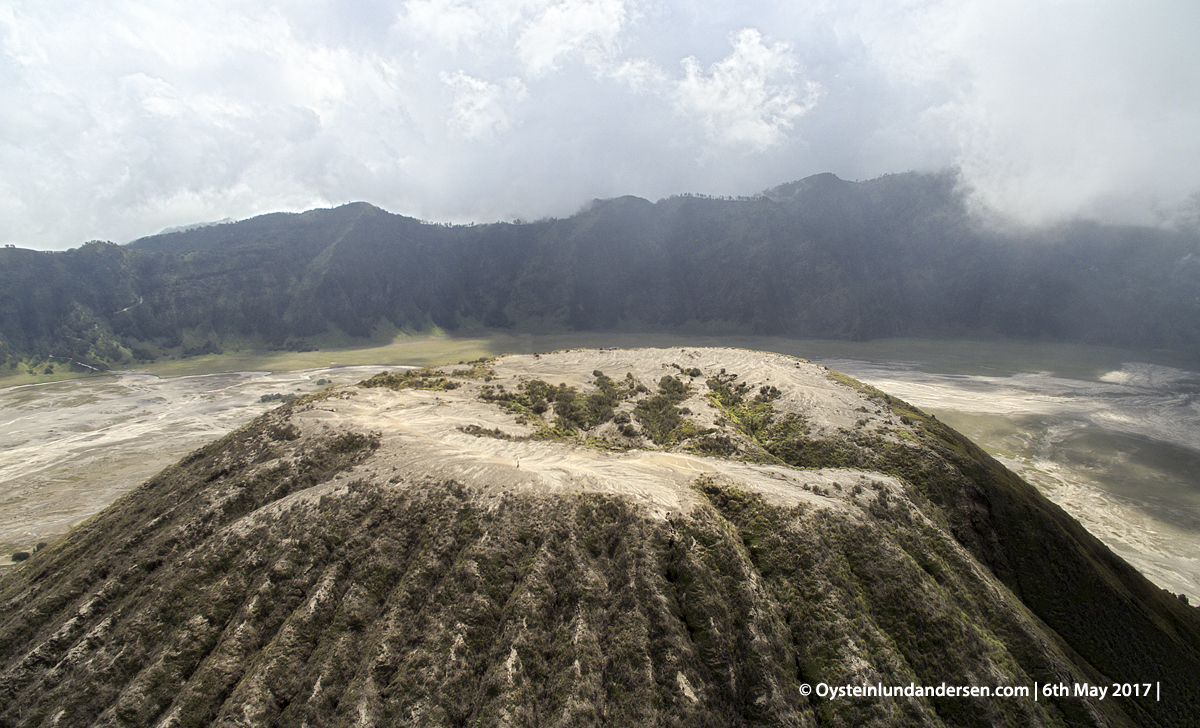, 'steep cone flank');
2,348,1198,727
